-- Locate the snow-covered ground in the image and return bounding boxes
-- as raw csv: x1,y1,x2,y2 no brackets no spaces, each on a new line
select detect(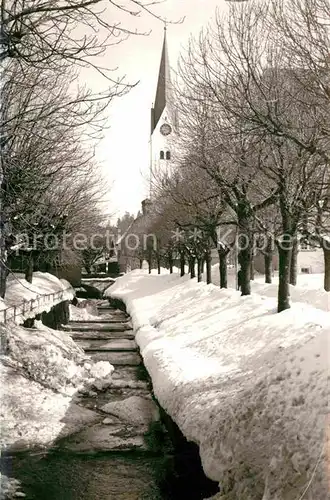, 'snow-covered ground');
69,303,100,321
81,277,117,282
0,273,114,452
208,266,330,311
0,272,74,324
140,264,329,311
1,319,114,451
107,270,329,499
69,302,119,321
